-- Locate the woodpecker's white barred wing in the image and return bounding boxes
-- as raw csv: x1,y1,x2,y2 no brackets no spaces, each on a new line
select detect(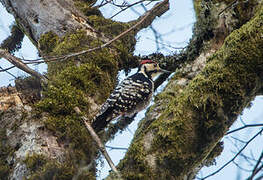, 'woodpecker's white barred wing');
92,73,153,132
